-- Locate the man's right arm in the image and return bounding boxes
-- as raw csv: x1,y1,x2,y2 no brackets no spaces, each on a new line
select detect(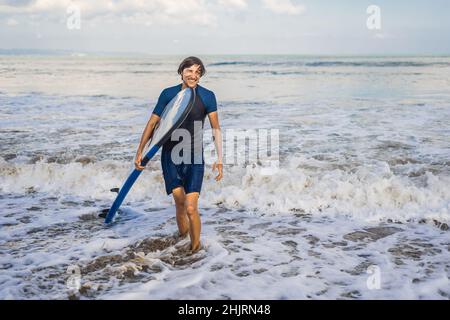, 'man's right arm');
135,89,168,170
135,114,160,170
